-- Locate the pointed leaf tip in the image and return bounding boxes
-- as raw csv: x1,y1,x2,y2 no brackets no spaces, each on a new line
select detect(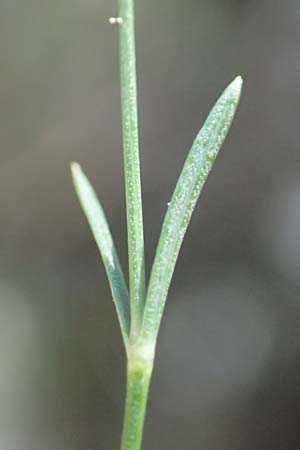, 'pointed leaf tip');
71,162,81,174
234,75,243,86
229,76,243,97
